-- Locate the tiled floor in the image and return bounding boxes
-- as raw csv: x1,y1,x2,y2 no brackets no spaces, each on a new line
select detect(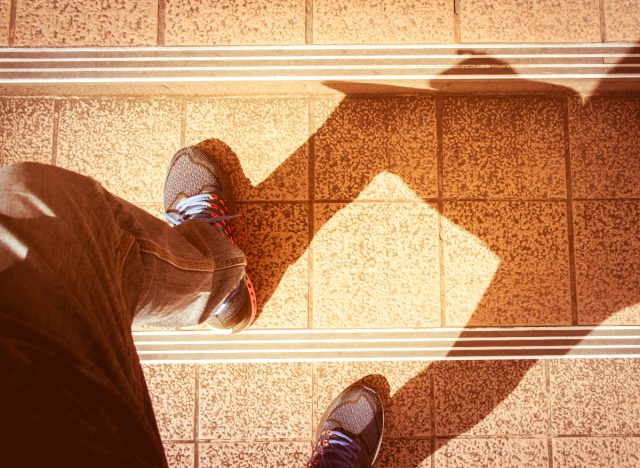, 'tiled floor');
2,93,640,329
2,0,639,46
141,358,640,467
